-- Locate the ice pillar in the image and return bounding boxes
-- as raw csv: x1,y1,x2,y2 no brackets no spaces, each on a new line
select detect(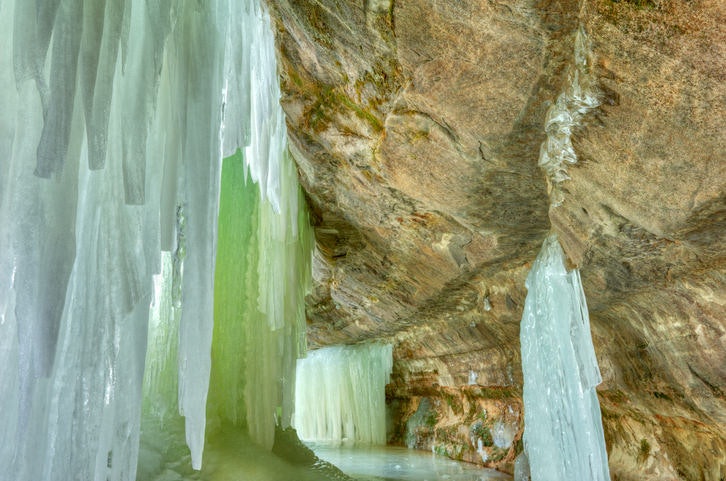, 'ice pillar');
519,21,610,481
